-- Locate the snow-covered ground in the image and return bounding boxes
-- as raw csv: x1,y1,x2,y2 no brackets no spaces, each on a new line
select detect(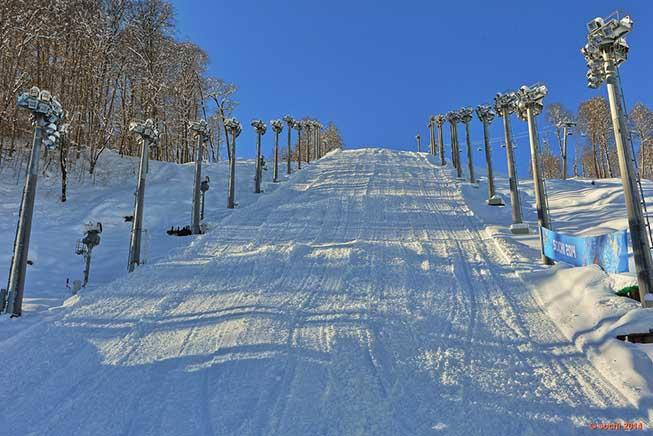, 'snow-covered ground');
457,158,653,413
0,148,650,435
0,150,290,313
